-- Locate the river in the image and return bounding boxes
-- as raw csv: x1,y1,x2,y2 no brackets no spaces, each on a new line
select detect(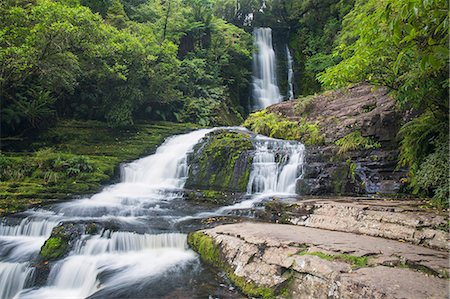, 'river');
0,128,305,299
